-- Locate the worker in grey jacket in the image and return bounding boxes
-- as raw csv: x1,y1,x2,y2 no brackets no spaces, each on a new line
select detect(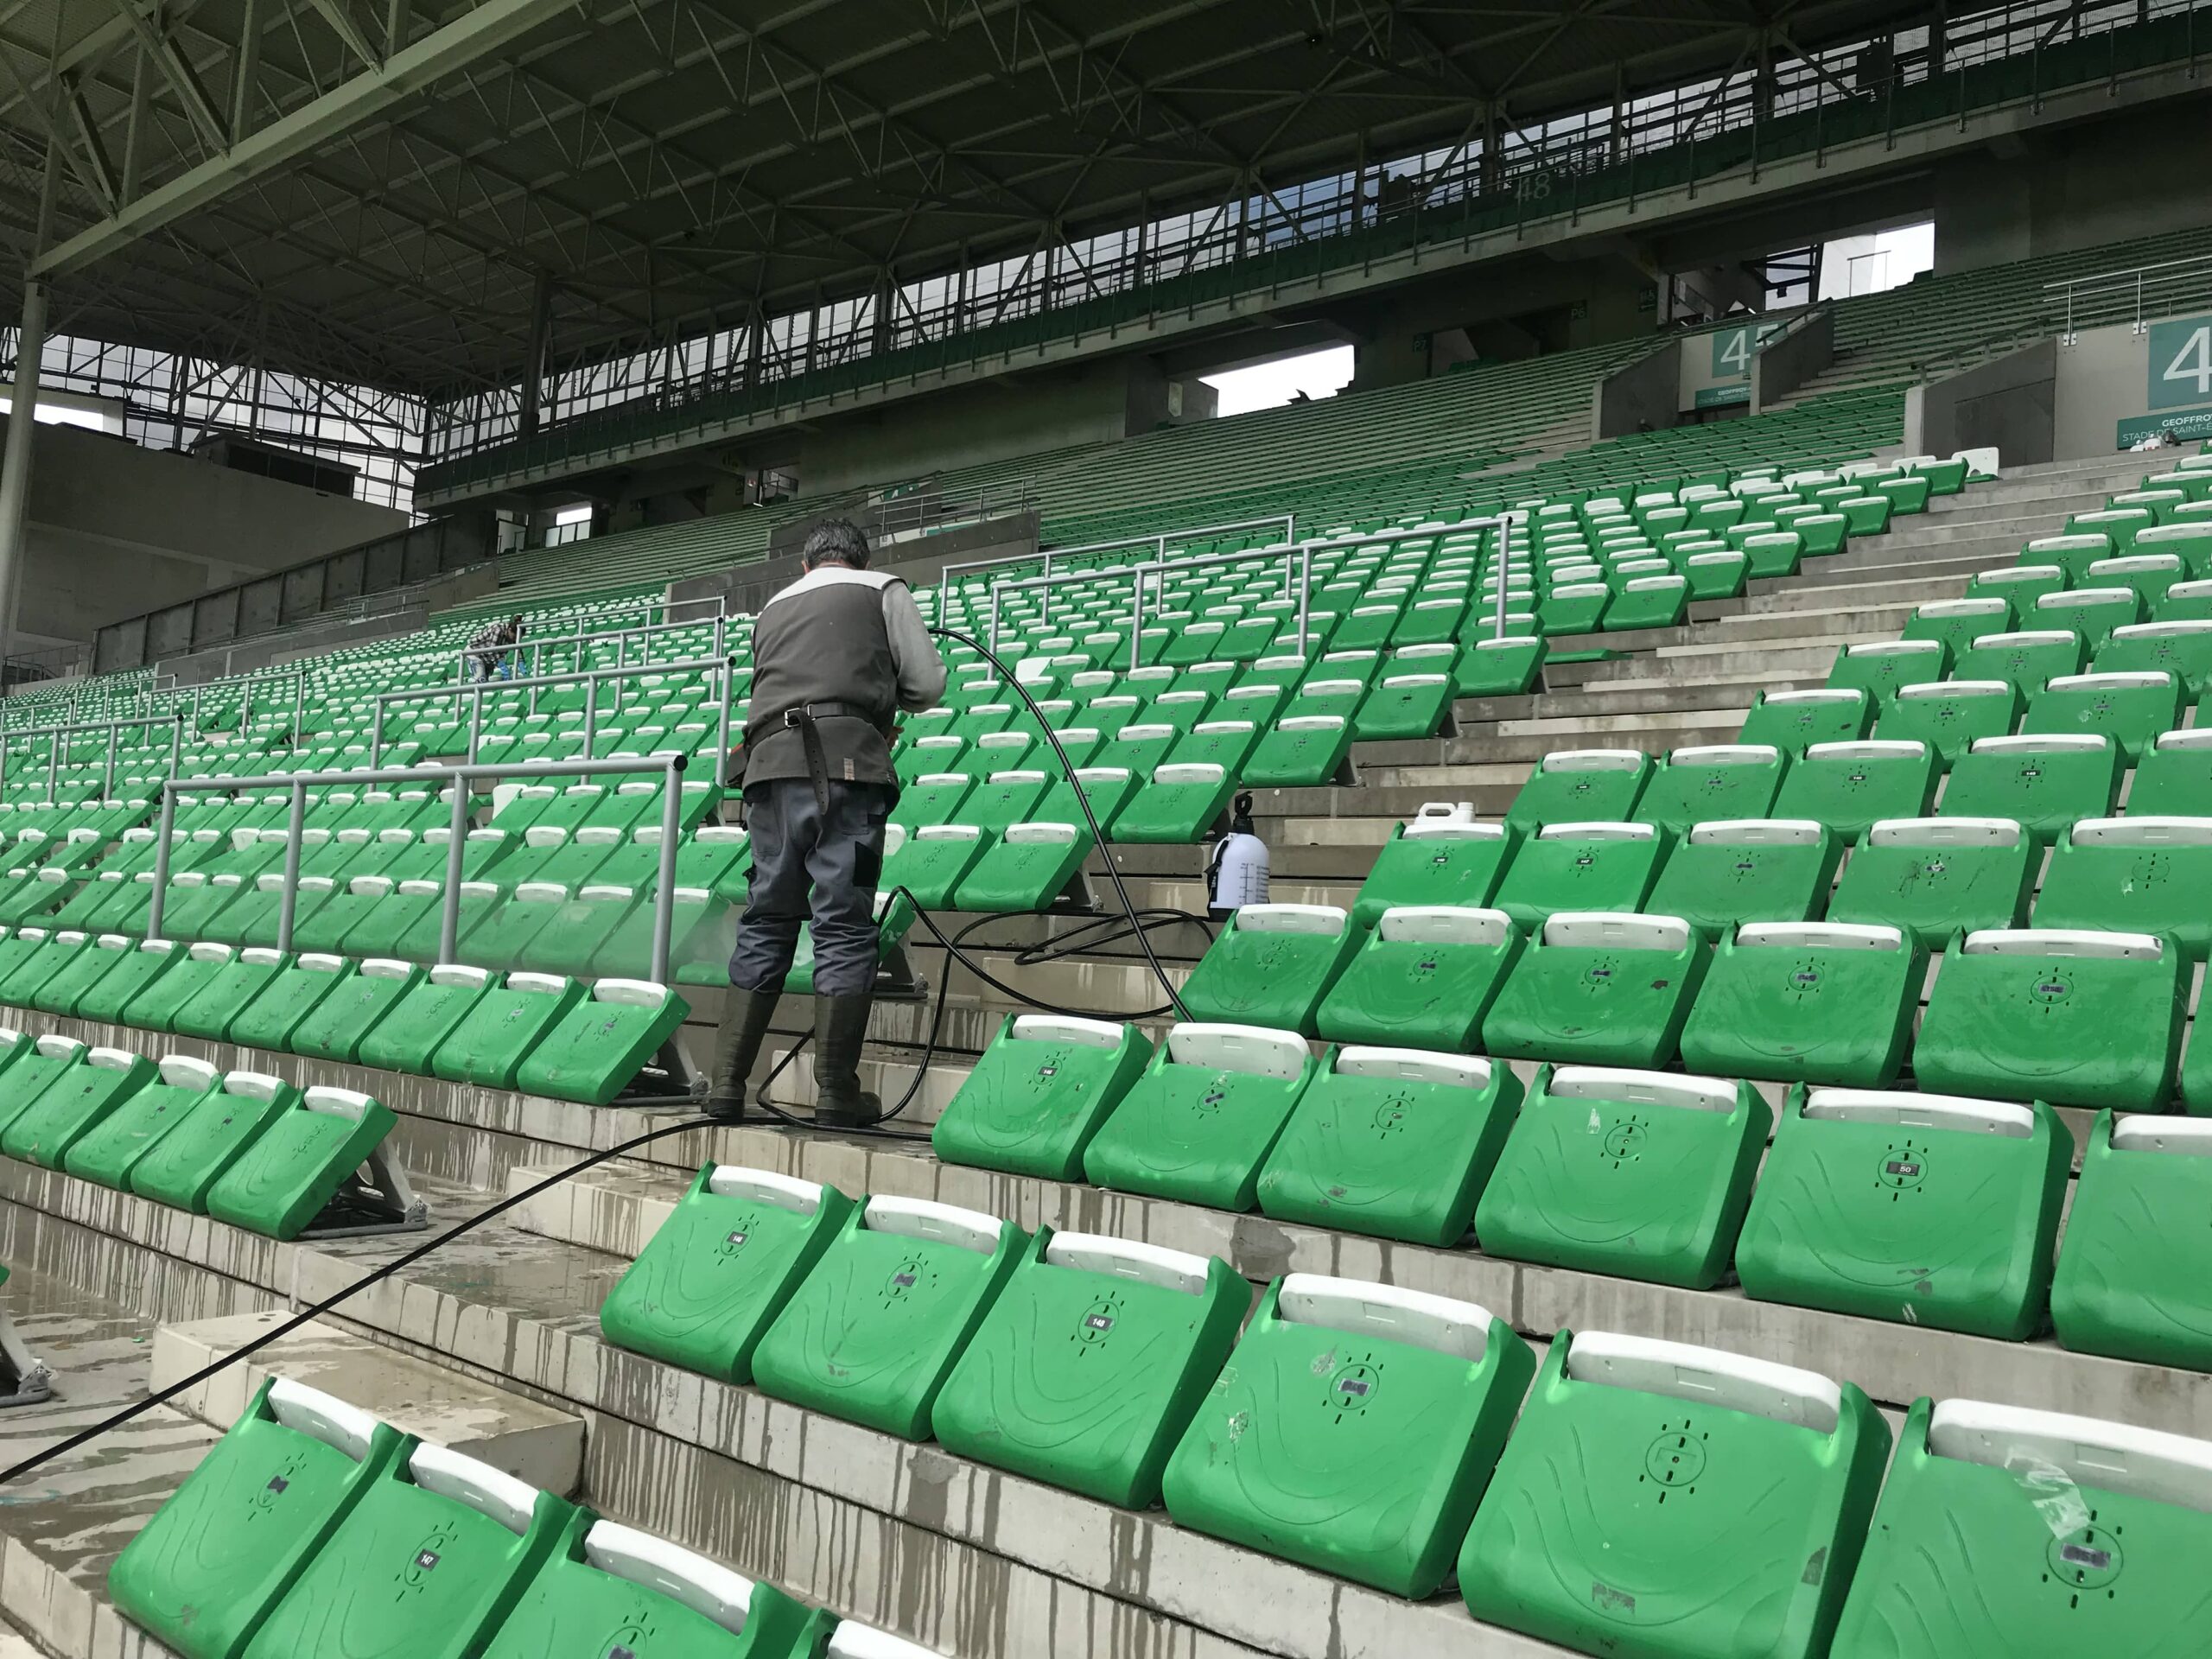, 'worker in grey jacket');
708,517,946,1126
